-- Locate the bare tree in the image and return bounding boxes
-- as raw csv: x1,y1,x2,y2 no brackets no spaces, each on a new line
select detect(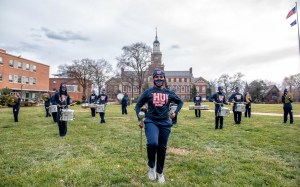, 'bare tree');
90,59,112,95
116,42,152,95
282,73,300,101
207,79,217,98
217,72,245,98
57,58,94,101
